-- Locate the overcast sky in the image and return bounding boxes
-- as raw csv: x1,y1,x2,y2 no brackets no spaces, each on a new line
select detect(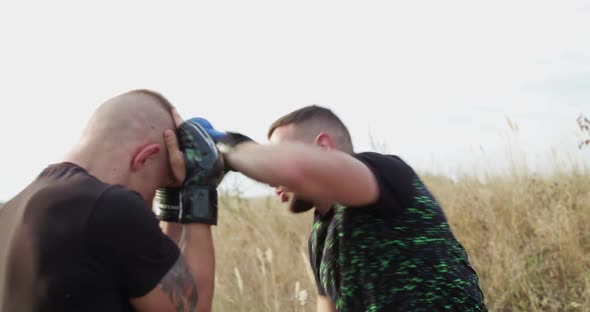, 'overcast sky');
0,0,589,200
